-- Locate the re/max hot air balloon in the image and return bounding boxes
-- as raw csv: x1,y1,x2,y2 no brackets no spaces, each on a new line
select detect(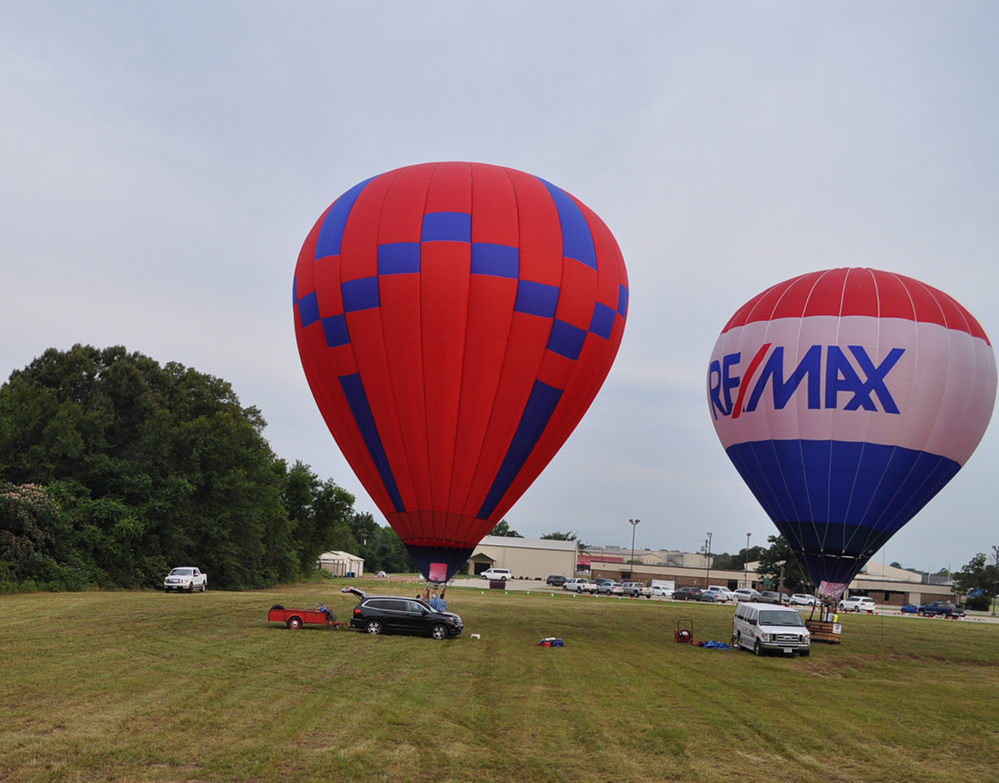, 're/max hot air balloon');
293,162,628,581
708,268,996,597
